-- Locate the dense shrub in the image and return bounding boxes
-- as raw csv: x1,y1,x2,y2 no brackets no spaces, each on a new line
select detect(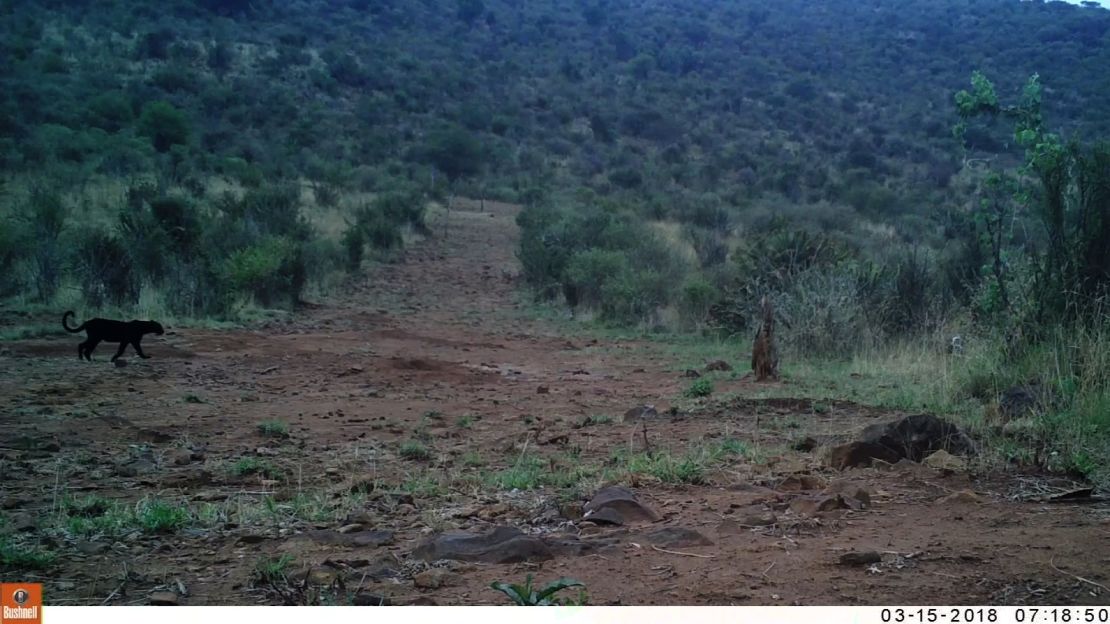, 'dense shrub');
71,229,135,306
679,276,717,328
23,187,66,301
517,200,690,323
222,236,305,307
0,218,25,297
138,101,190,153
